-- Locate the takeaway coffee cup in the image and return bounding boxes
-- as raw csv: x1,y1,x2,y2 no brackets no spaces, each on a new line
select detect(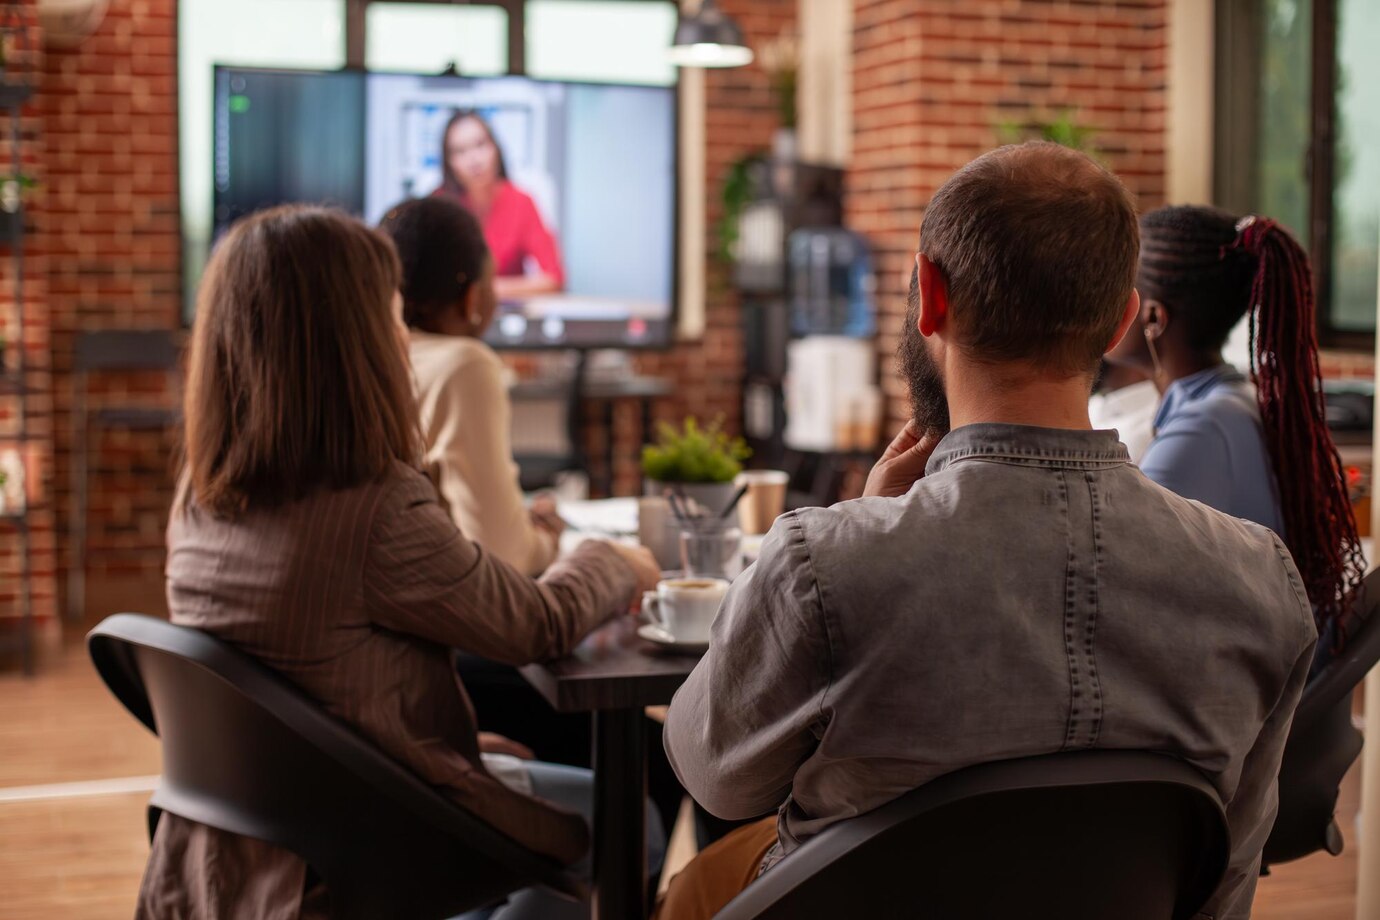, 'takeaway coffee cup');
736,470,789,536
